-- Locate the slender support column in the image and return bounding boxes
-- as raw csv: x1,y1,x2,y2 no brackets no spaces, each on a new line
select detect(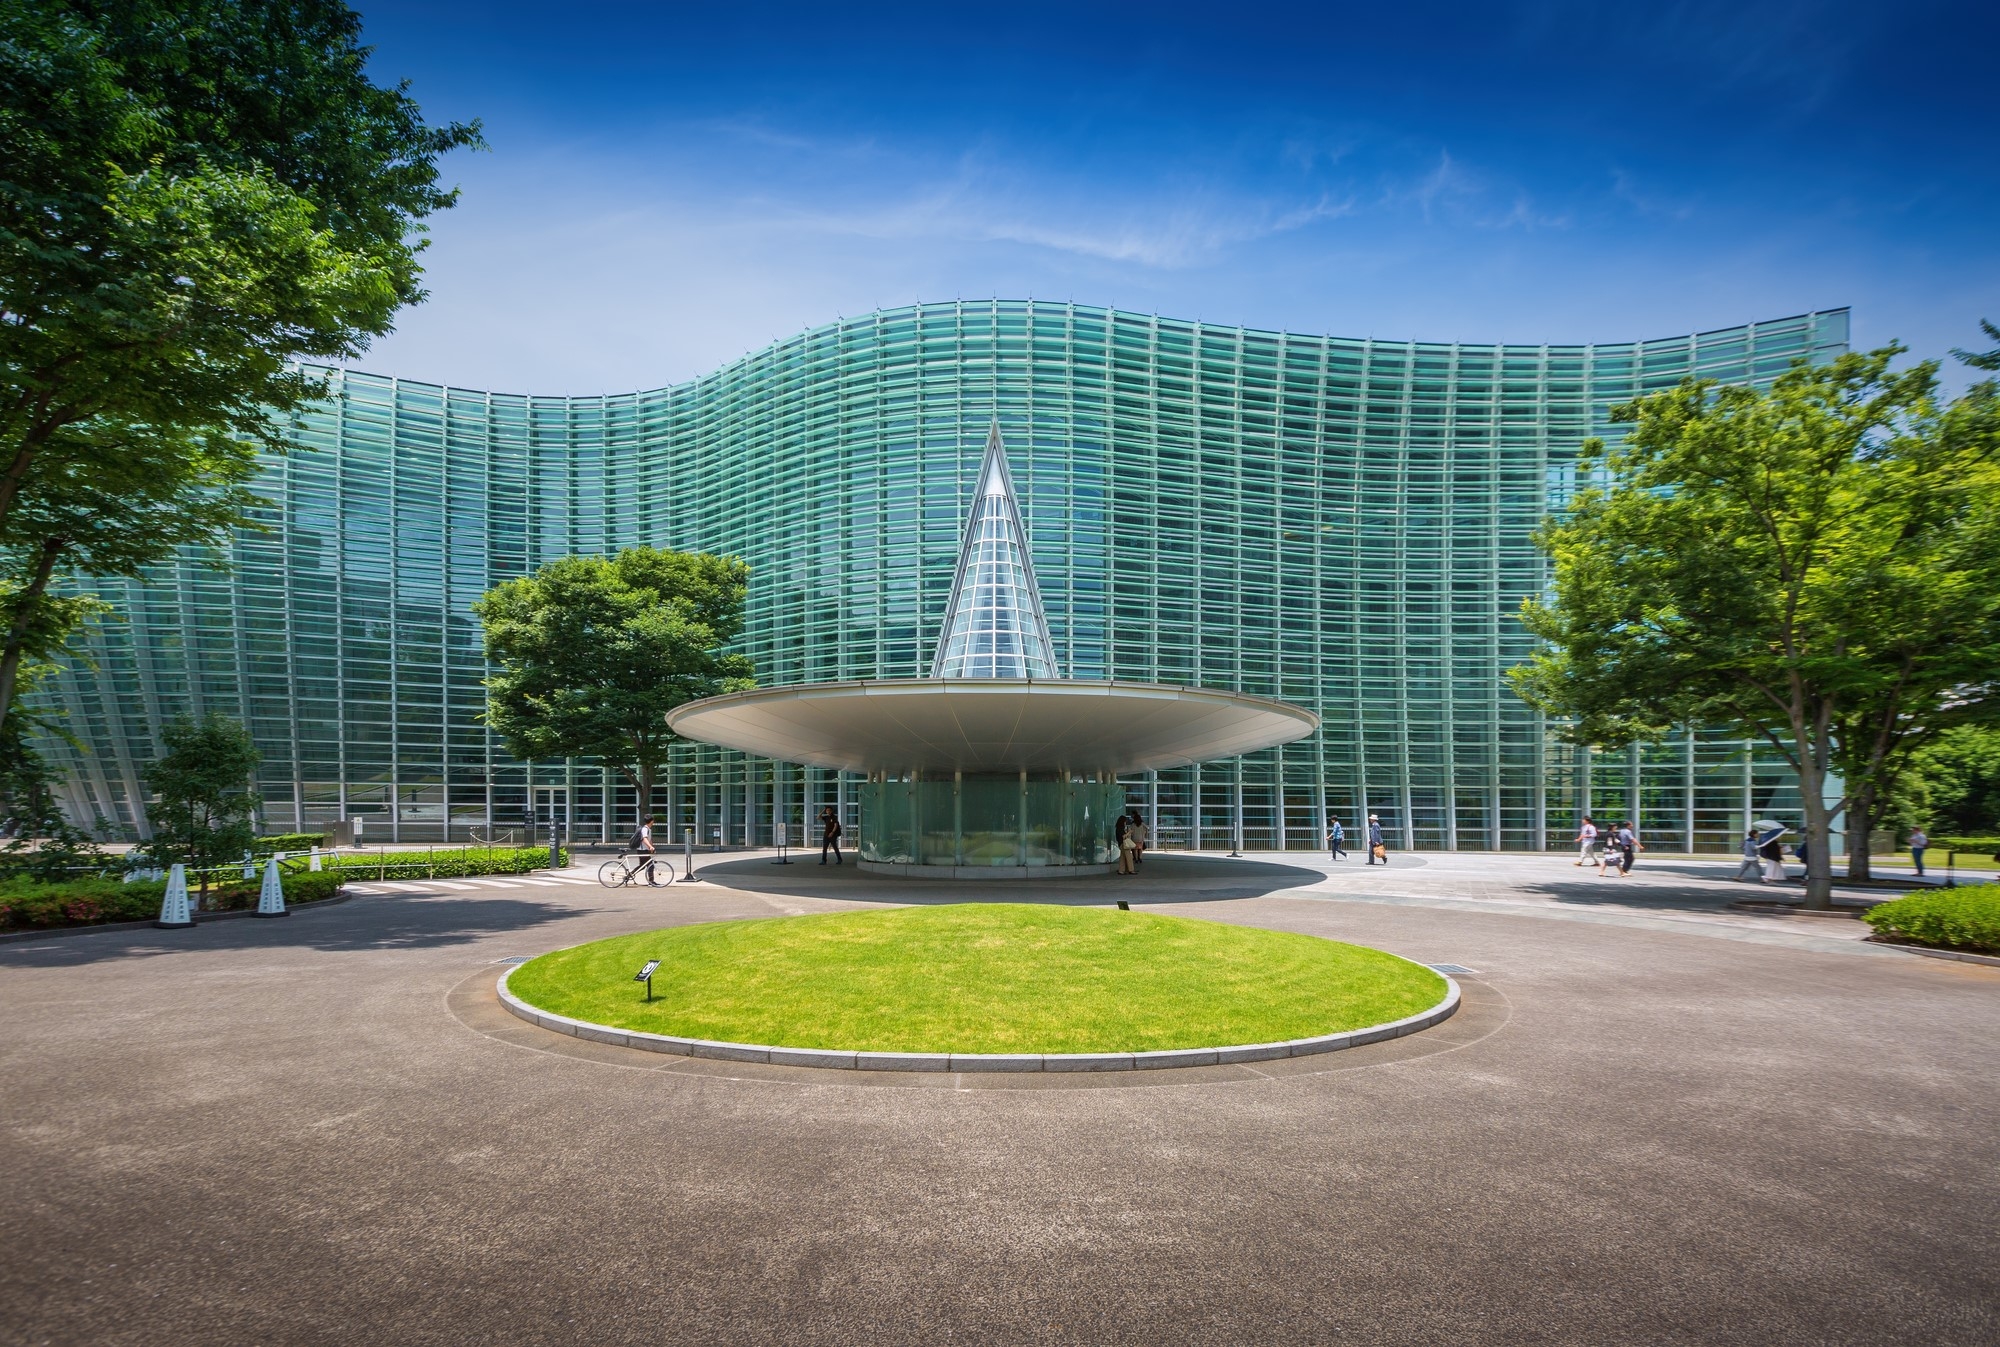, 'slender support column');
1018,769,1027,867
1230,766,1244,857
1683,731,1696,854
